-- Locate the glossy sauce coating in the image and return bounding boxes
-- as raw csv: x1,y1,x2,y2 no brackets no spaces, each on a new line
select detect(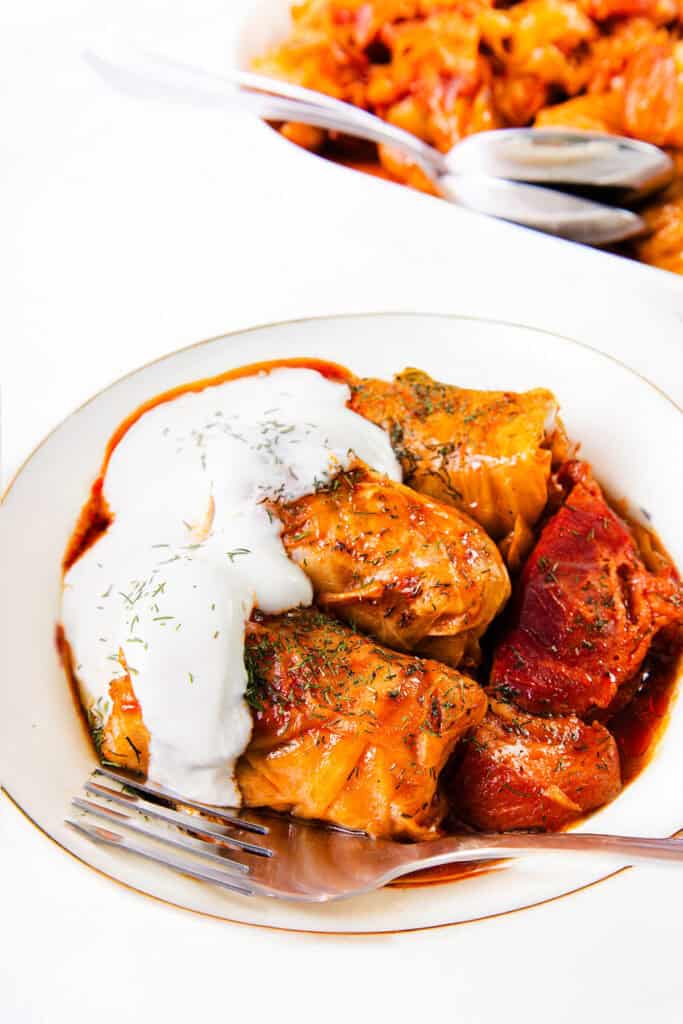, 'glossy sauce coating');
450,698,622,831
277,459,510,667
237,607,488,839
58,358,683,879
491,461,683,717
